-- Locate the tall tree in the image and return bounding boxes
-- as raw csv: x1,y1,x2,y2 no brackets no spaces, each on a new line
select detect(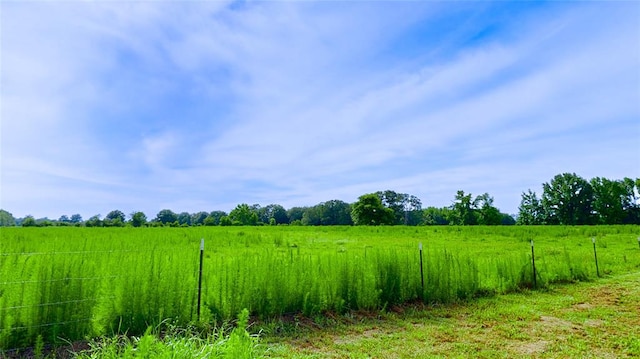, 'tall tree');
204,211,227,226
229,204,259,225
319,200,353,225
177,212,192,226
70,214,83,224
375,190,422,225
422,207,450,225
450,190,476,225
155,209,178,224
590,177,628,224
287,207,306,224
105,210,126,227
542,173,594,225
301,205,322,225
622,177,640,224
130,212,147,227
517,189,544,225
21,215,37,227
351,193,395,225
475,193,501,225
258,204,289,225
85,215,103,227
0,210,16,226
191,212,209,226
